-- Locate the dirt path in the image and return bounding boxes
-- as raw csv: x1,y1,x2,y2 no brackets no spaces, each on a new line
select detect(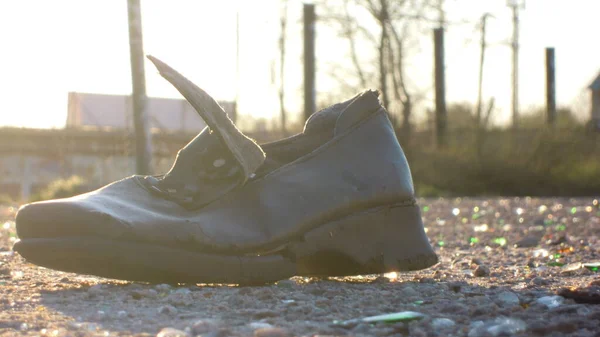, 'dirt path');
1,197,600,337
